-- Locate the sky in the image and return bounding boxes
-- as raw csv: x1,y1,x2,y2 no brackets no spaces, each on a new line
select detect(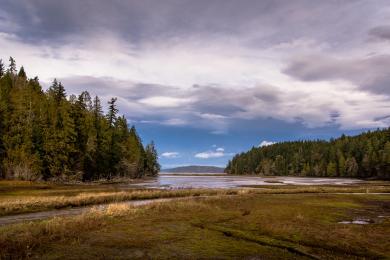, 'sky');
0,0,389,168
